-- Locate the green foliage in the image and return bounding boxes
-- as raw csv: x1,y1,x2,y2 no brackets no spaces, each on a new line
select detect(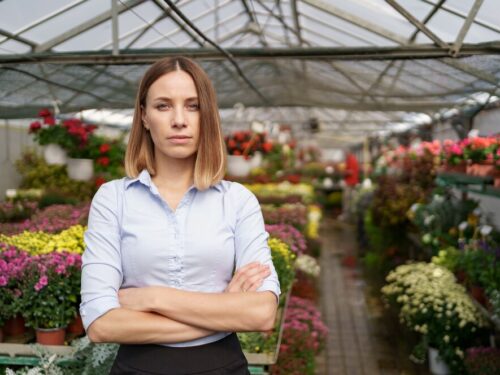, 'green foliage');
371,175,425,229
15,150,96,203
